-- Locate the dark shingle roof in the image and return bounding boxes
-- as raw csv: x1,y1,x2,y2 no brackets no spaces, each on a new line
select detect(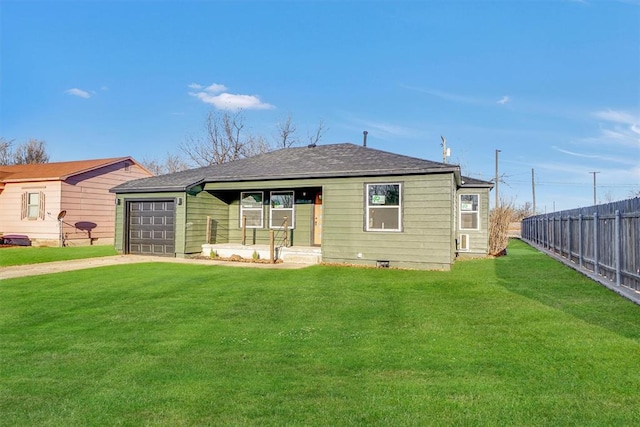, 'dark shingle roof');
111,143,464,193
460,175,494,188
